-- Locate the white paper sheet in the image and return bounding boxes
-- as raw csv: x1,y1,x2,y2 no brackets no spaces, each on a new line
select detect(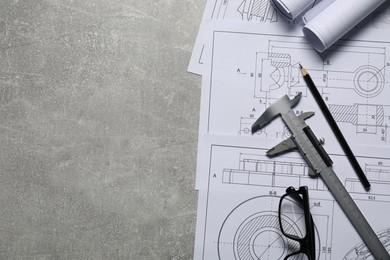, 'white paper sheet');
303,0,386,52
188,0,307,75
302,0,335,23
194,19,390,191
189,4,390,259
194,20,390,192
199,20,390,146
194,133,390,259
189,1,390,74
